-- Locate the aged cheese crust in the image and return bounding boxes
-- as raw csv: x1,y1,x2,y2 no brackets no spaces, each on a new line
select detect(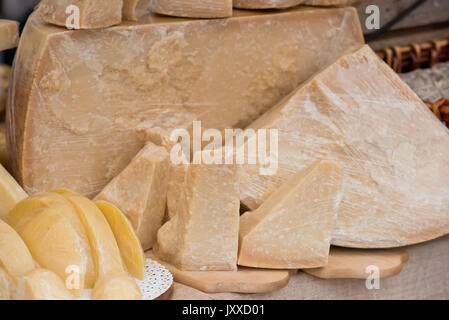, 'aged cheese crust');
233,0,305,9
36,0,123,29
152,0,233,18
0,20,19,51
7,8,364,197
304,0,357,6
240,45,449,248
0,65,10,116
238,160,343,269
